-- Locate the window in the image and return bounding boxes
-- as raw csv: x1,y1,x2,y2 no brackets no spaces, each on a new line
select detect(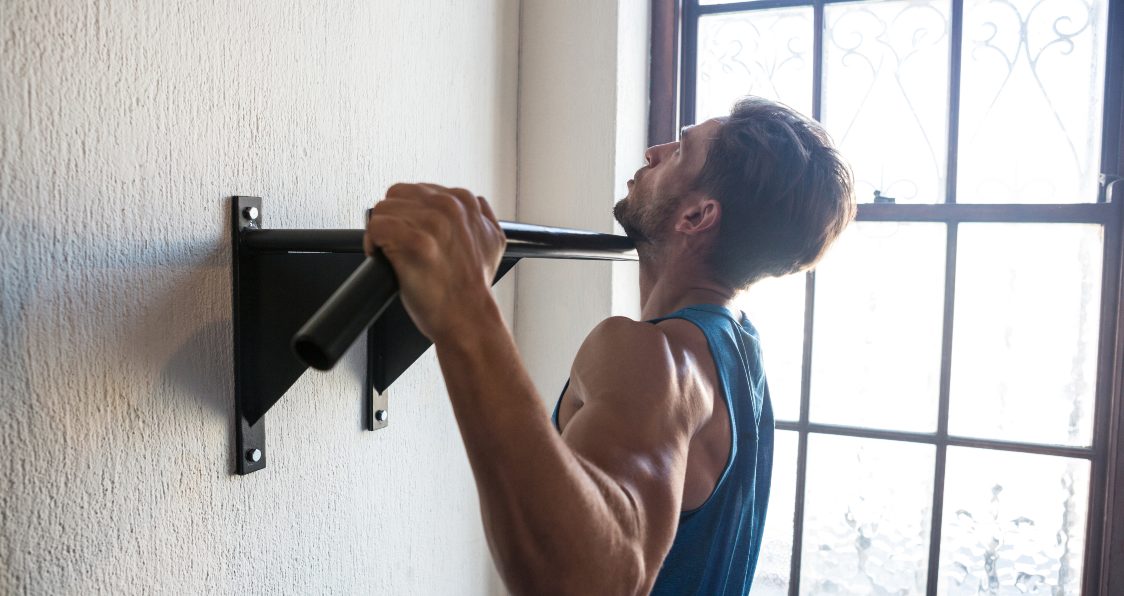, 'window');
651,0,1124,593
